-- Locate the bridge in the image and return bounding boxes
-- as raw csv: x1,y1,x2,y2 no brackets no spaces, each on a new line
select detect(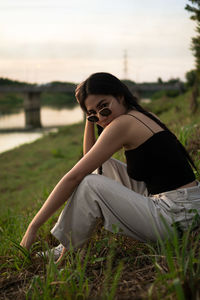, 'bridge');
0,82,183,128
